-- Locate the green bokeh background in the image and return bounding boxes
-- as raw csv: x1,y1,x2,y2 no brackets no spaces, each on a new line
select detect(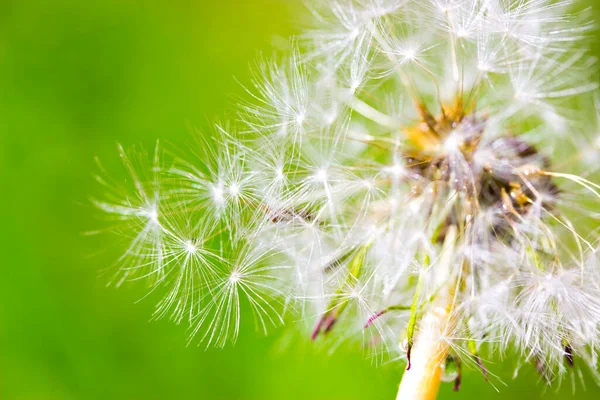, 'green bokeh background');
1,1,599,399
